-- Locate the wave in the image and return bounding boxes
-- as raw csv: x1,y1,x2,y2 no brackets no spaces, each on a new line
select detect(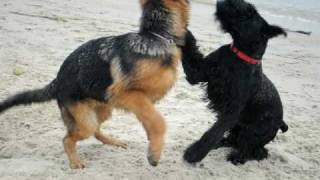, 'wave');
261,10,320,25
